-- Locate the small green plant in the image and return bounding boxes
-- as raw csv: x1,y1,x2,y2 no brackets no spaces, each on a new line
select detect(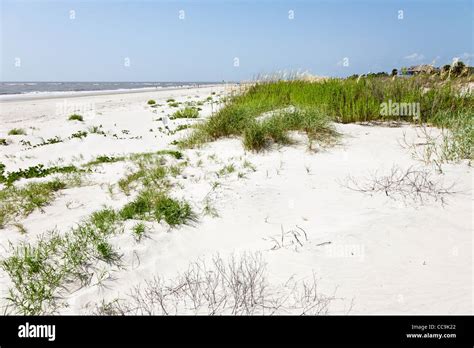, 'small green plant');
168,102,180,108
147,99,156,105
243,160,257,172
0,138,8,146
88,125,106,135
85,155,125,166
168,165,182,177
171,107,199,119
96,241,118,263
8,128,26,136
217,164,235,177
20,140,32,147
156,150,183,159
169,124,191,134
202,198,218,217
166,98,175,103
132,222,147,241
32,136,63,148
68,114,84,122
70,131,88,139
118,170,145,195
12,222,27,234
